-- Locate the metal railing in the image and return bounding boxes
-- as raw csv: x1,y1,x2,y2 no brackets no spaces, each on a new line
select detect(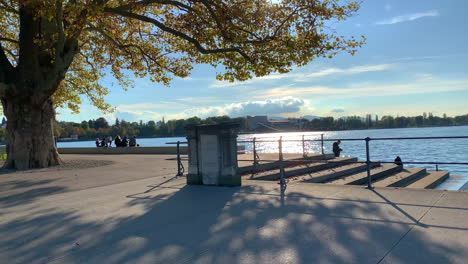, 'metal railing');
168,135,468,191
